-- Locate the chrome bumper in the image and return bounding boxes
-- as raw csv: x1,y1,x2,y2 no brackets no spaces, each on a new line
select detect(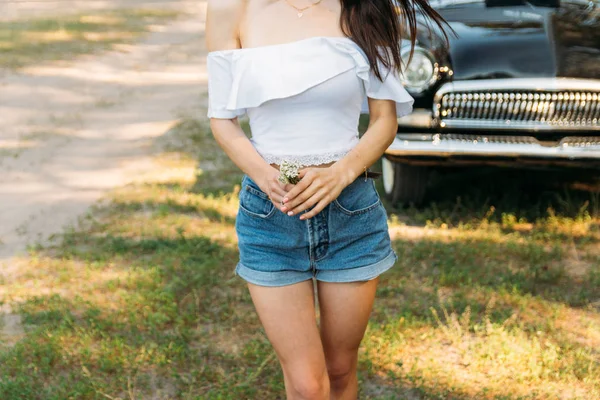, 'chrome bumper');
386,134,600,159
